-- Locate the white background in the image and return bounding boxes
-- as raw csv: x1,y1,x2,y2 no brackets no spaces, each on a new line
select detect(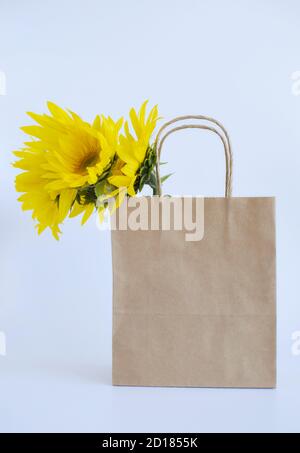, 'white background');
0,0,300,432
